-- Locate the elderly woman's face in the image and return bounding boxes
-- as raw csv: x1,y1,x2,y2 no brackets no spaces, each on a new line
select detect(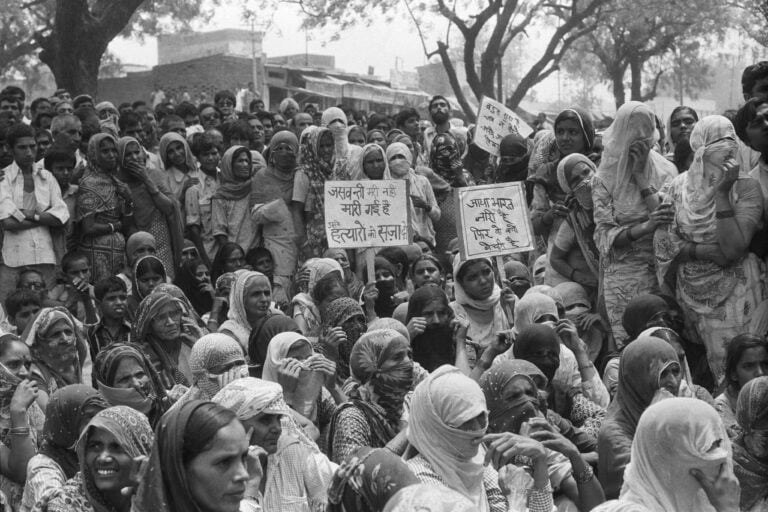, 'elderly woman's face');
363,150,386,180
566,161,593,189
39,318,77,363
112,357,152,396
150,303,182,342
240,413,282,455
